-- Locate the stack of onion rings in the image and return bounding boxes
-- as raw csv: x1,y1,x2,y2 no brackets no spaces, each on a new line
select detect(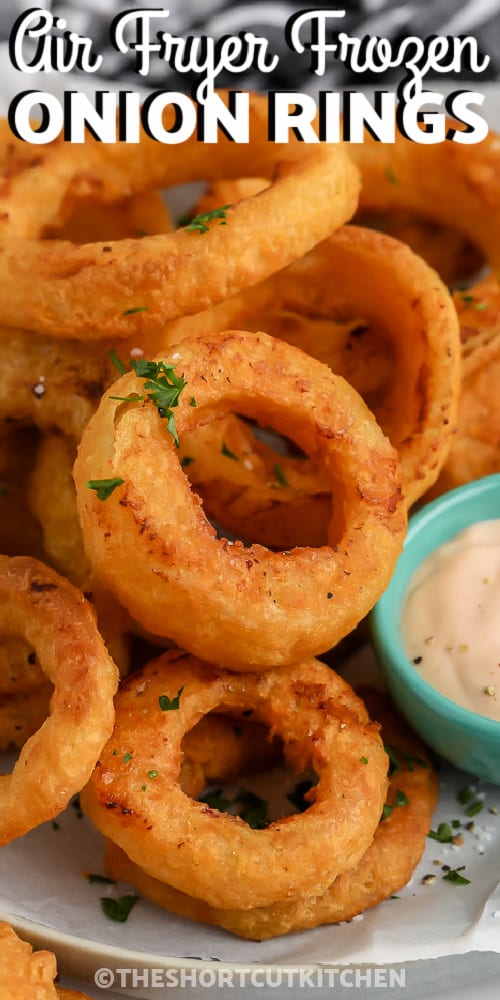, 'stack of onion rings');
103,689,438,939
